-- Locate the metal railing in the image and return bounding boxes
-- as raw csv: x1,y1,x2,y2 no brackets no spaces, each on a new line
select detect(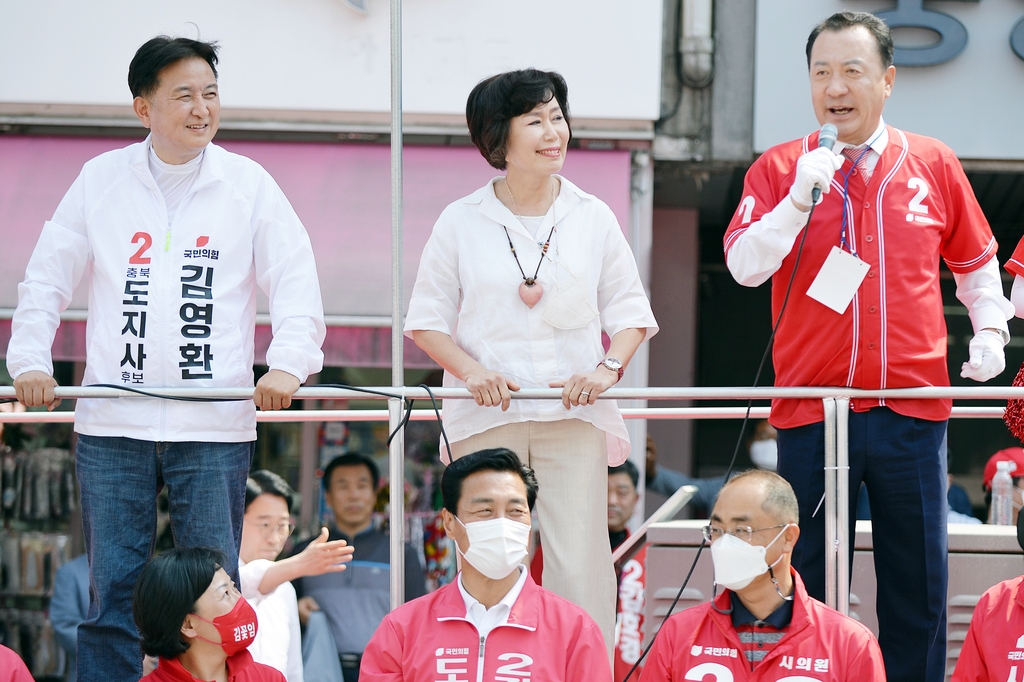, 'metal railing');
0,384,1018,615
